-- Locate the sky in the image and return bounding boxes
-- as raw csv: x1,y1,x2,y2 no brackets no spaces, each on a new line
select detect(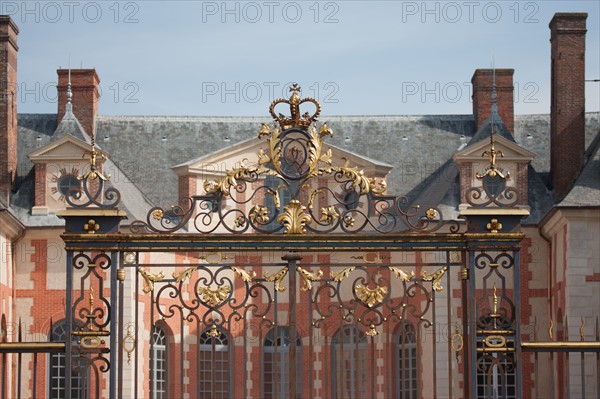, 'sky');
5,0,600,116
